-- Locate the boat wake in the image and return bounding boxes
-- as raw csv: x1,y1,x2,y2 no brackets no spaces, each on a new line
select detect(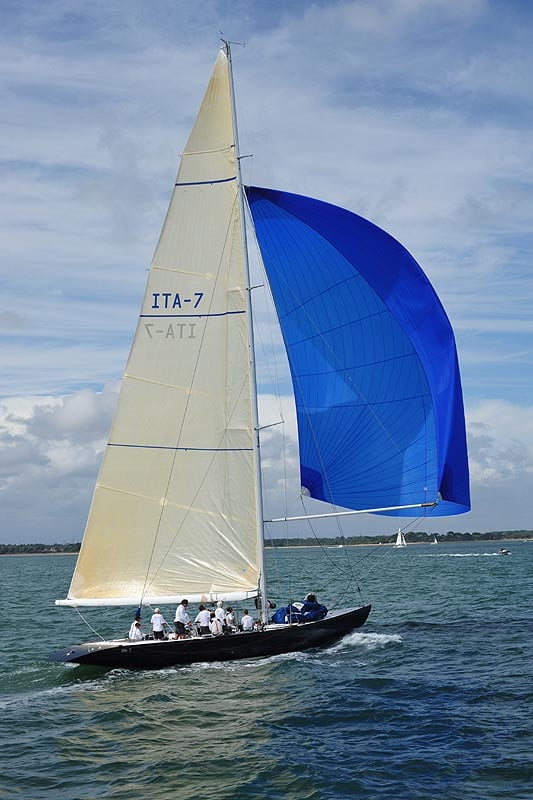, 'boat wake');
420,552,505,558
330,631,402,653
136,633,401,673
